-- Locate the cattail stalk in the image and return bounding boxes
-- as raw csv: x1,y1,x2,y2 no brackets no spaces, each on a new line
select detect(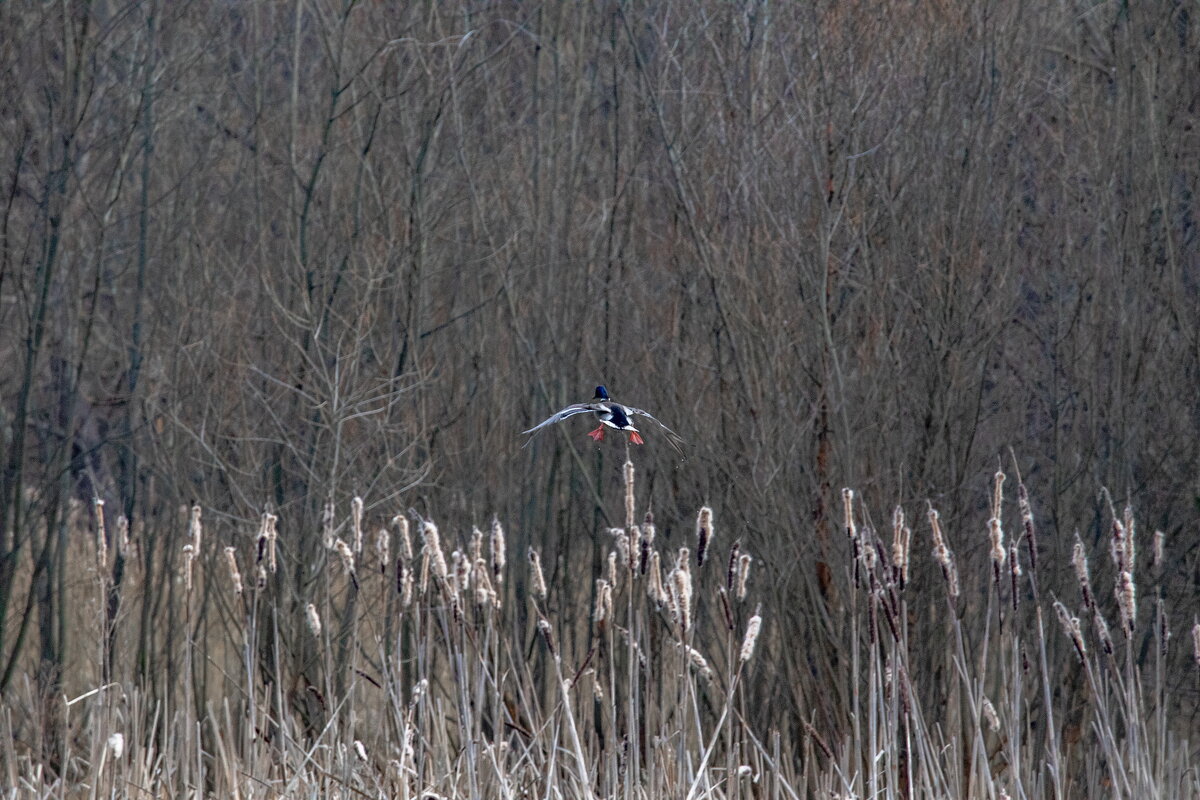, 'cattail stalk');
351,495,364,554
